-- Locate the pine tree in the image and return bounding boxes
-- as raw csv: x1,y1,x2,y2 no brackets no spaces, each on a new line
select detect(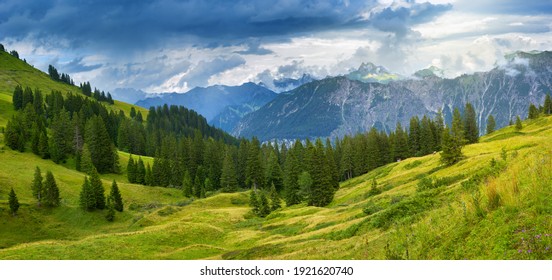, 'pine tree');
85,116,117,173
486,115,496,134
463,103,479,144
249,190,260,215
80,144,94,174
297,171,313,204
110,180,123,212
440,126,463,165
515,116,523,131
49,109,73,163
220,151,238,192
89,168,106,209
193,174,202,198
307,139,335,207
105,196,115,222
127,155,136,183
9,188,20,216
182,171,193,197
265,150,284,192
144,163,153,186
369,178,381,196
38,130,50,159
409,116,421,156
392,122,409,161
246,137,264,189
283,146,302,206
543,94,552,115
340,136,354,180
135,157,146,184
325,138,339,190
528,104,539,119
79,176,96,211
269,183,281,211
419,115,435,155
31,166,43,205
258,191,271,217
42,171,61,207
4,114,26,152
12,85,23,110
